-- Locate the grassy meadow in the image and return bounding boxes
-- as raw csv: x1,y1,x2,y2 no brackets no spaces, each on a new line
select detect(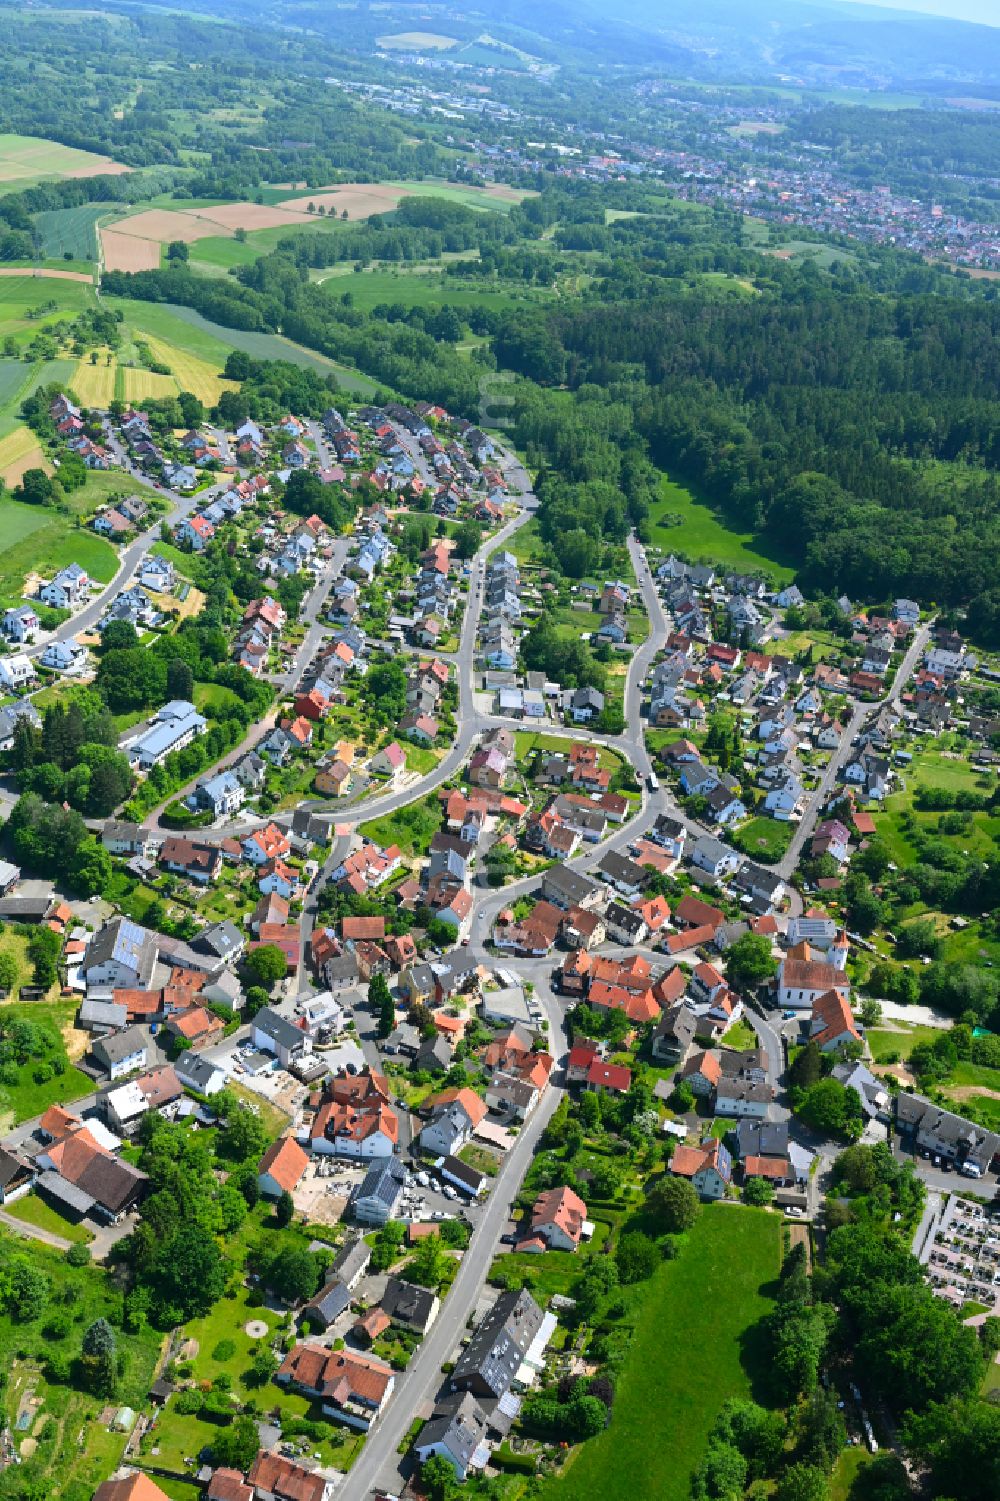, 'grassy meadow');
650,474,795,583
541,1206,782,1501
